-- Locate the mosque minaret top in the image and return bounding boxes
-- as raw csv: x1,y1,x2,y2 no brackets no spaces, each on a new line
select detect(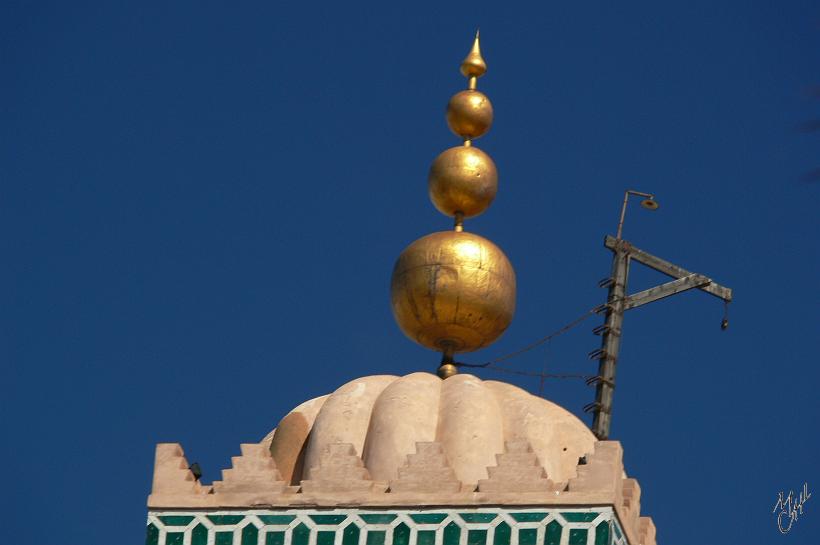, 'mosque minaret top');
145,35,659,545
